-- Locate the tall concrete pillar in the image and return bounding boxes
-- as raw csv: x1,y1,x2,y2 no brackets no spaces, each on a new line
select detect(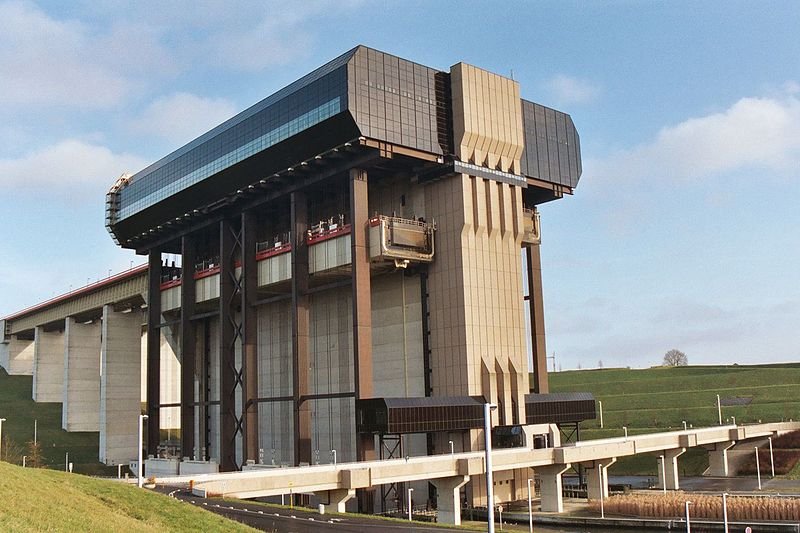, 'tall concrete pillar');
707,441,736,477
432,476,470,525
33,325,65,402
62,317,101,431
100,306,143,465
585,458,616,501
539,464,571,512
2,335,34,375
657,448,686,490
